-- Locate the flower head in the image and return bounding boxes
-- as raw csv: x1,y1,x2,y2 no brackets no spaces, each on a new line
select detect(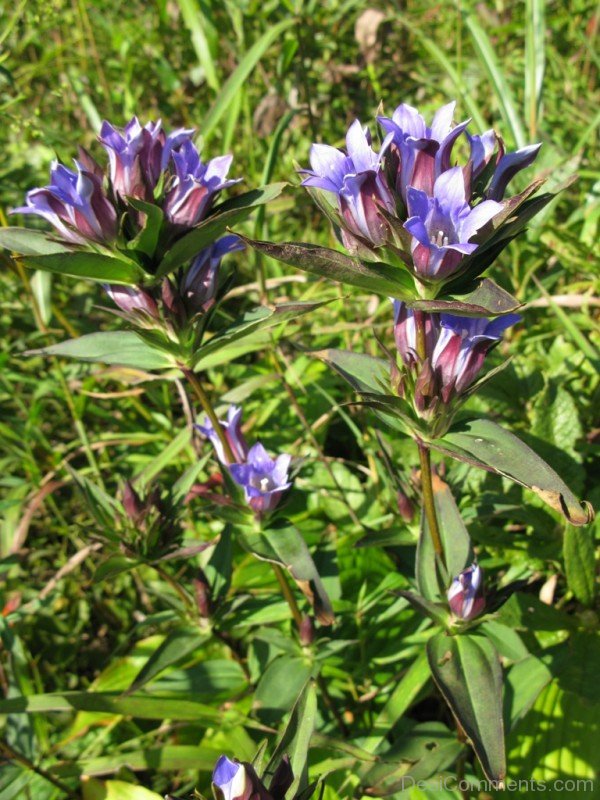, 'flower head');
182,234,243,312
431,312,522,400
196,405,249,465
404,166,503,279
164,140,240,228
230,443,292,515
13,160,117,245
447,563,485,620
212,757,252,800
99,116,194,201
301,120,395,251
392,300,440,366
378,101,470,201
